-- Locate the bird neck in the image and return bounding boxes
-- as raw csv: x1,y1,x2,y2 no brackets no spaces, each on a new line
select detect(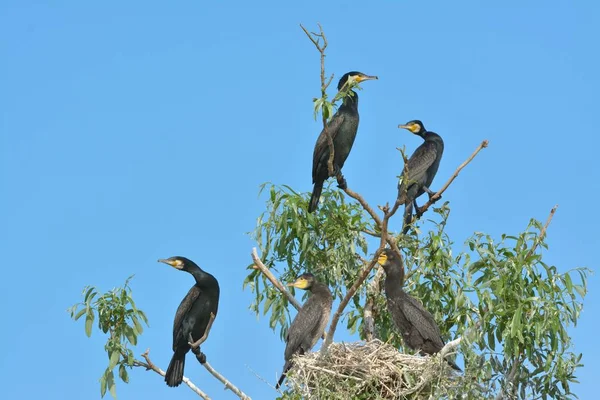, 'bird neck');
310,282,333,299
341,90,359,109
188,266,211,286
384,265,405,291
